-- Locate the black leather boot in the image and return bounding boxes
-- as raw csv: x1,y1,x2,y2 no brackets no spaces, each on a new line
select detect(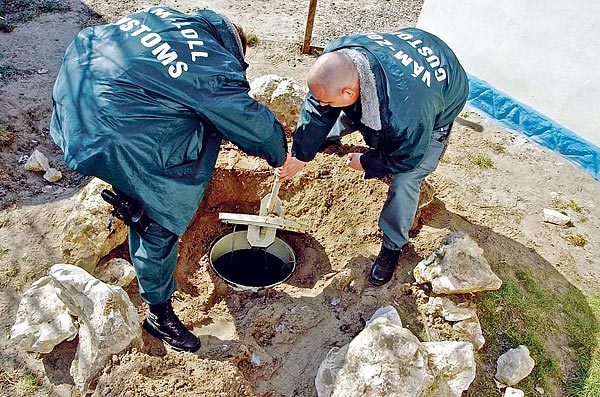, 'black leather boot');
368,246,402,286
143,300,200,352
